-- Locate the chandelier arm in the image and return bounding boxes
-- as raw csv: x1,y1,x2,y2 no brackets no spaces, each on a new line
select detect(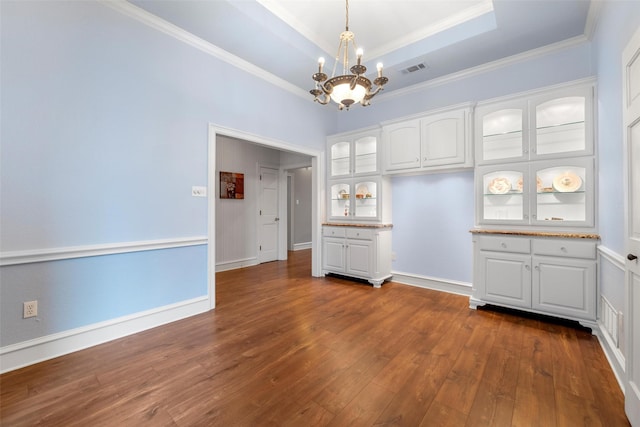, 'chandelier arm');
314,92,331,105
366,85,385,98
